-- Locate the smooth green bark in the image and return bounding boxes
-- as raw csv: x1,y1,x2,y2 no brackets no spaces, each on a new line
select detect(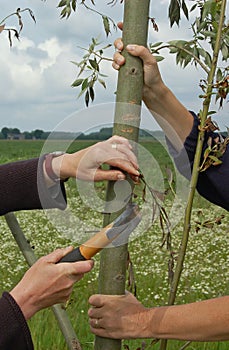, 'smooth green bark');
94,1,150,349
